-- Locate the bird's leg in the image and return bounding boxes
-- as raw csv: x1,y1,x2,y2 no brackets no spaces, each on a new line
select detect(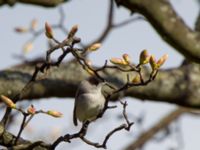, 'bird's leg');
79,121,90,137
